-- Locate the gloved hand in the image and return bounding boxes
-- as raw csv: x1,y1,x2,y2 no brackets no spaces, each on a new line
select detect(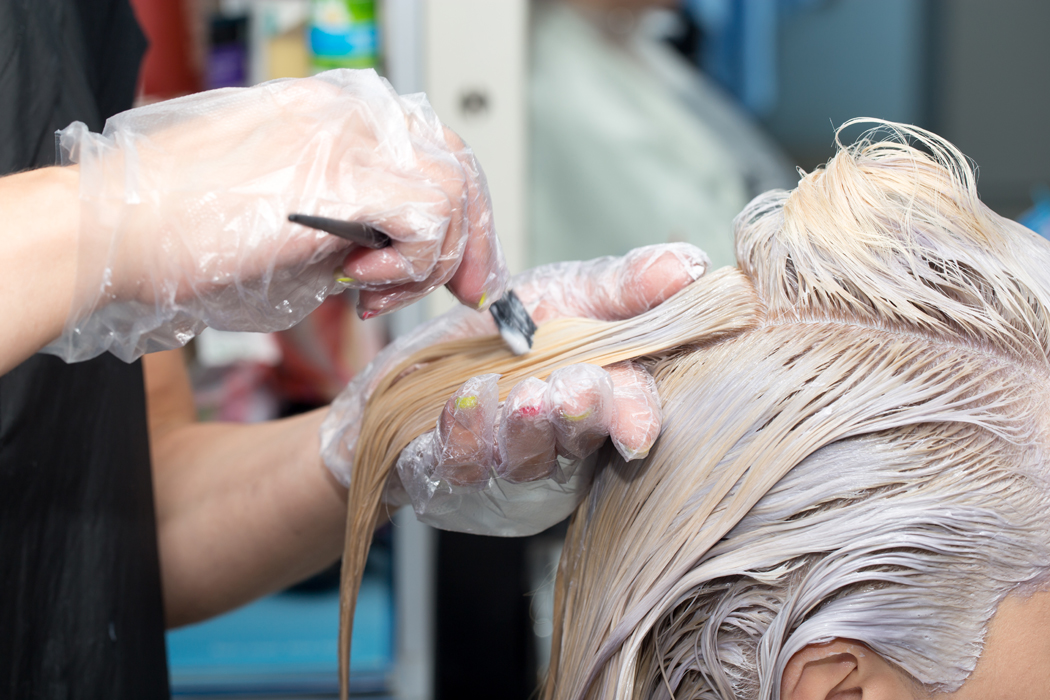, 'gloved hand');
320,243,709,535
44,69,506,363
